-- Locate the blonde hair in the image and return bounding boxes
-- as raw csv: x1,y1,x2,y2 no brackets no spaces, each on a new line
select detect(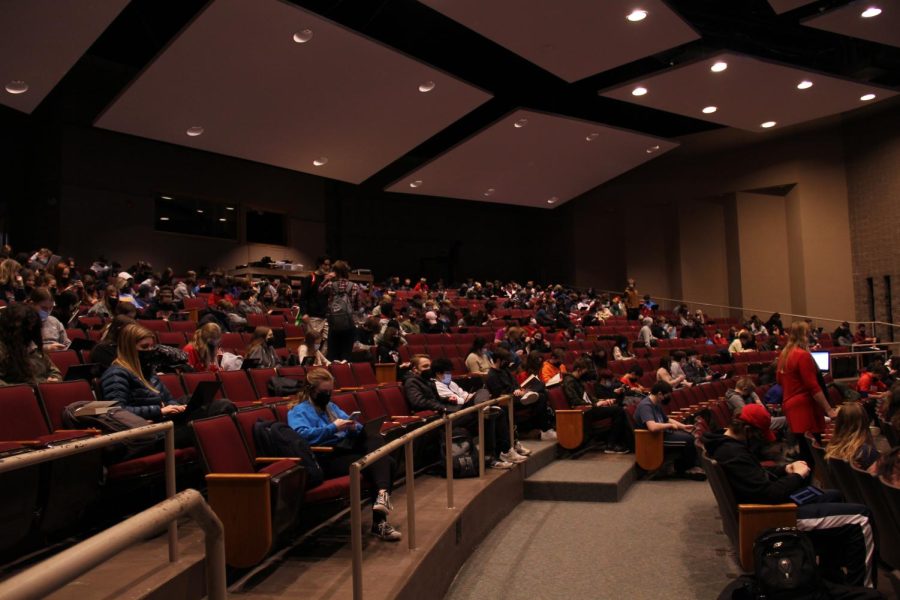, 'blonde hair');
113,323,158,392
735,377,755,393
777,321,810,373
0,259,20,286
824,403,872,464
288,367,335,410
190,322,222,367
